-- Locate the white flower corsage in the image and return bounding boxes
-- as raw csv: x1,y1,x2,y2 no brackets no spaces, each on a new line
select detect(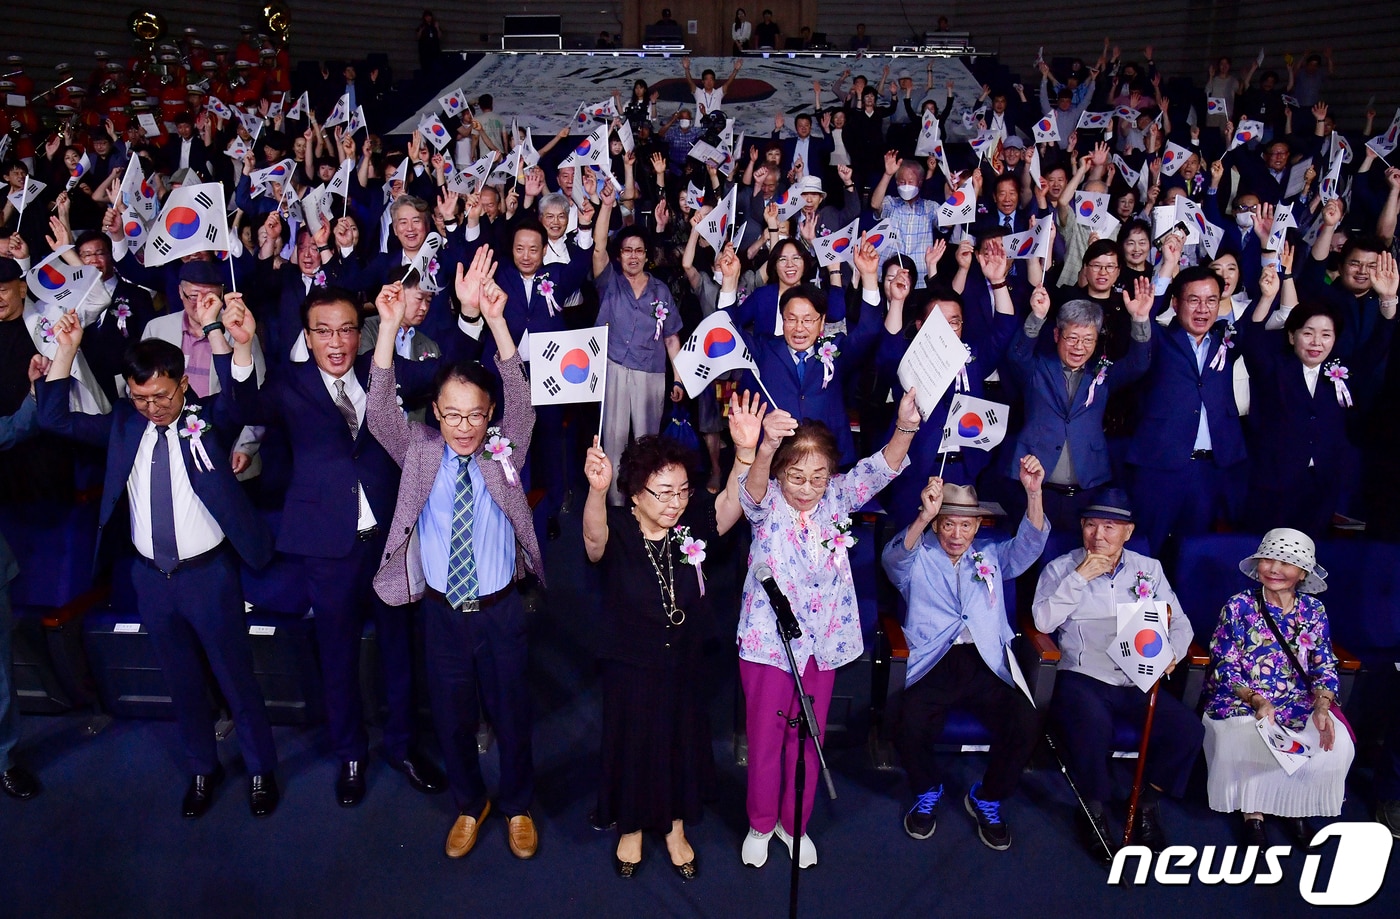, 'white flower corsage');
482,426,518,484
652,298,669,340
674,525,707,596
114,297,132,336
970,549,995,600
1132,570,1156,600
178,404,216,471
815,334,840,389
